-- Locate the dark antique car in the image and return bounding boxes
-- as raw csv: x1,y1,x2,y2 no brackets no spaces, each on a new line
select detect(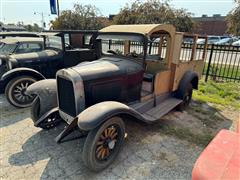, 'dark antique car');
0,37,44,55
0,30,98,107
27,24,207,171
0,31,39,39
